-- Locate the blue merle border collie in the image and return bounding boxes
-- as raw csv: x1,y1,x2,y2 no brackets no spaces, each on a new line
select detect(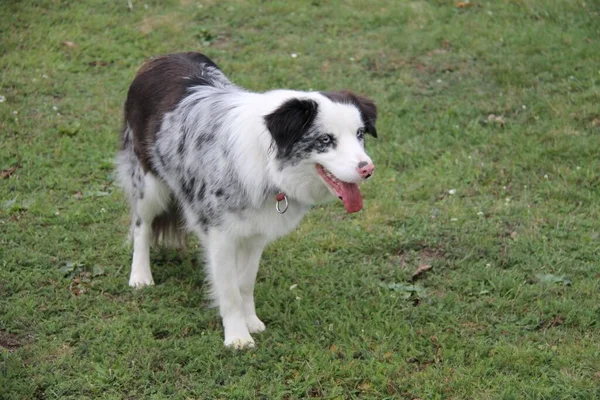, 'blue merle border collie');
116,52,377,348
